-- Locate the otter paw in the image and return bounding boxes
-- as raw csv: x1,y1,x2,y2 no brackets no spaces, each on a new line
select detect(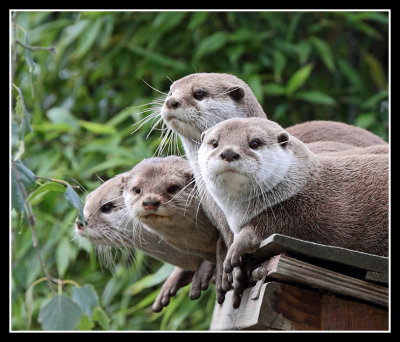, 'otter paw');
223,230,261,273
152,268,193,312
189,260,215,300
